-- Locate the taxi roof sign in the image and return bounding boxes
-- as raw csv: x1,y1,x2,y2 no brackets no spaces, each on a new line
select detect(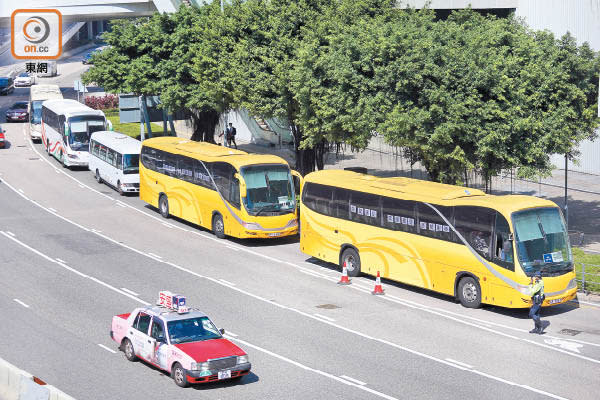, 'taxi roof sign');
157,290,188,314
